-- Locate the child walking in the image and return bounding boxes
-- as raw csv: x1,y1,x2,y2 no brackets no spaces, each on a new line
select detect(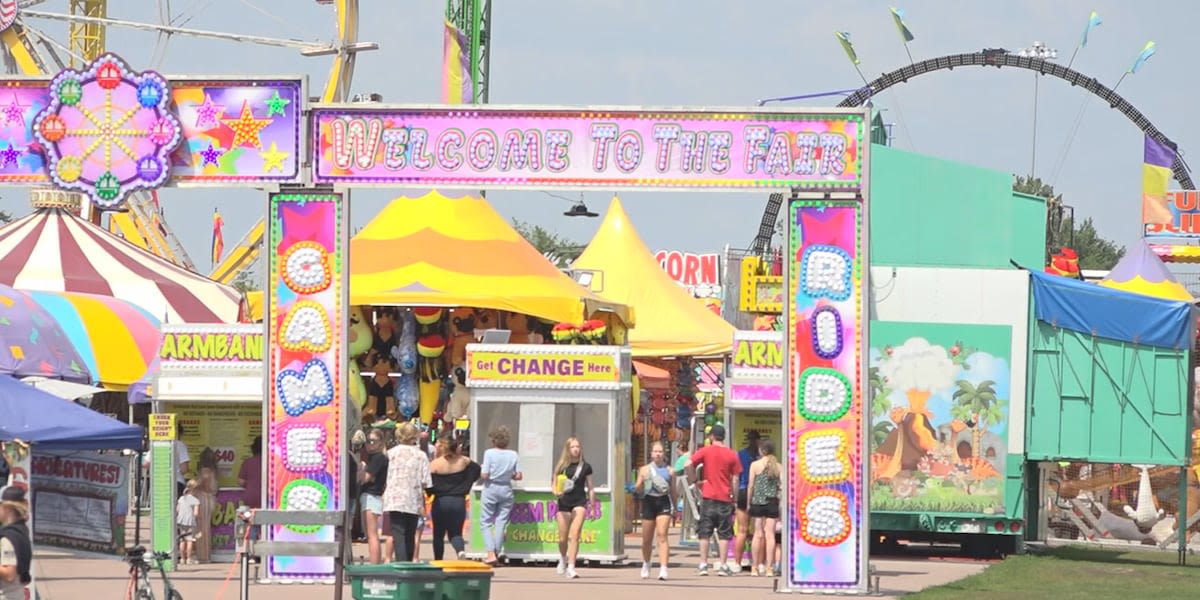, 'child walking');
176,479,201,565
